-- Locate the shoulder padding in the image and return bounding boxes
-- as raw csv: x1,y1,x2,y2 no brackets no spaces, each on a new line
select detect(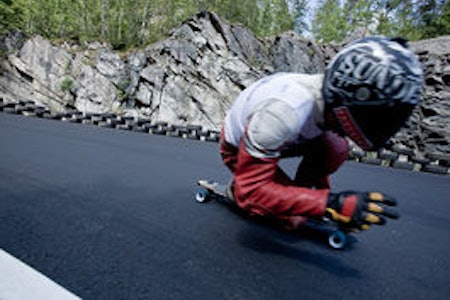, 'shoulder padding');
245,99,299,158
